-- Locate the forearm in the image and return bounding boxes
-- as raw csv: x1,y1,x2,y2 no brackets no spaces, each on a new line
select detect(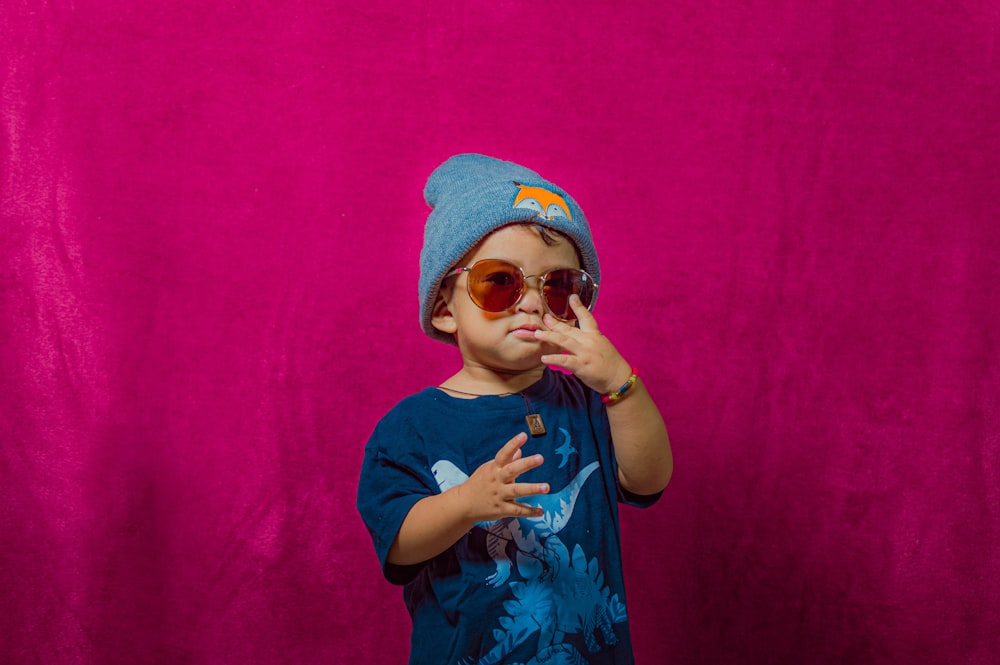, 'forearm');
387,486,478,566
606,378,673,496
